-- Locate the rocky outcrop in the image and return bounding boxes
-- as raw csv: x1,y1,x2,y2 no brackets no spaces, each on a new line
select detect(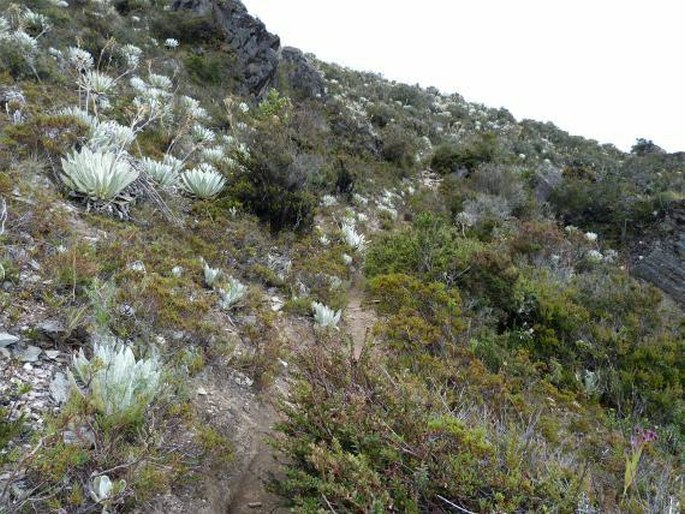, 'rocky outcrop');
170,0,325,99
279,47,326,99
632,202,685,305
